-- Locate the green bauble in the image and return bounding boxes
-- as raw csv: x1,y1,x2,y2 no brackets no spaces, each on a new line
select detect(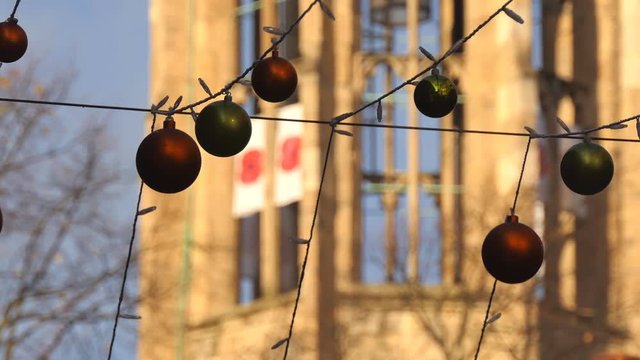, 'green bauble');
560,141,614,195
413,73,458,118
195,98,252,157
